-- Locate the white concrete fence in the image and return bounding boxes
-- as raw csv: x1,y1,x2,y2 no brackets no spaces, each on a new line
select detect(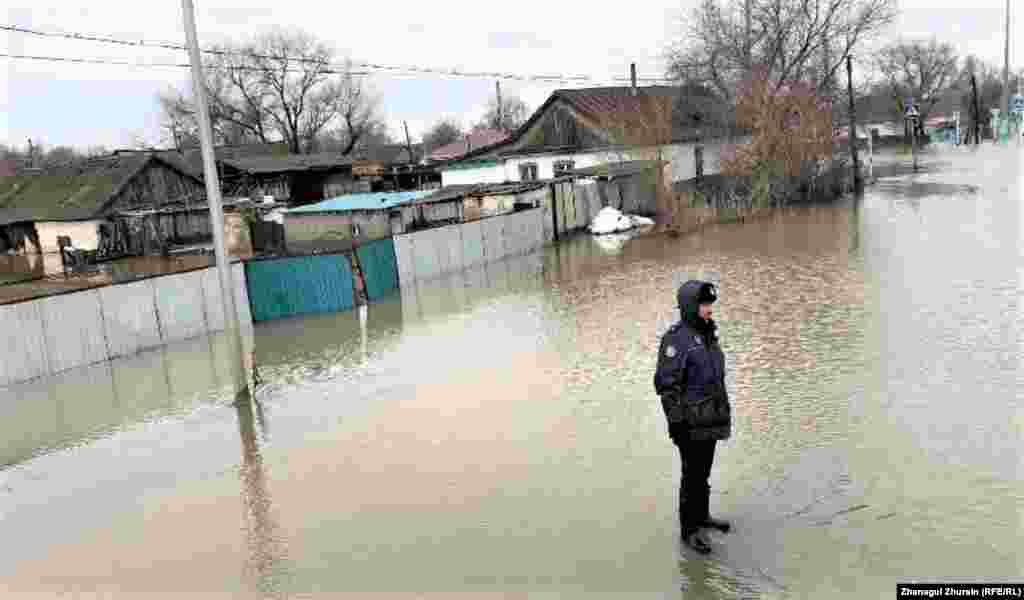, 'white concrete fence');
393,208,546,287
1,263,252,388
